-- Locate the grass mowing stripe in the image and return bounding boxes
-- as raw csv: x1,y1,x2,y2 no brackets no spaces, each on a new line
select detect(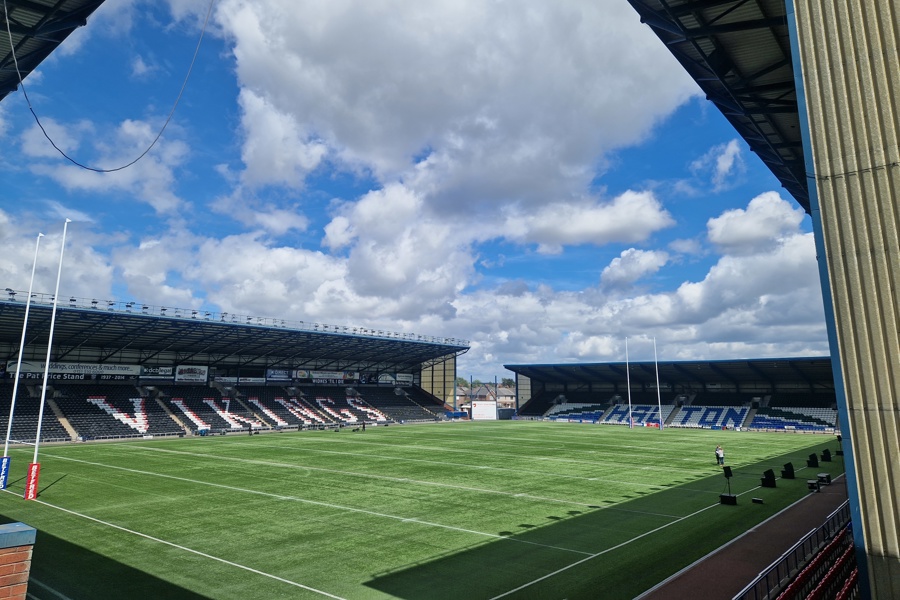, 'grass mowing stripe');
217,440,685,500
270,434,706,474
41,452,594,557
134,443,686,519
489,500,722,599
1,489,347,600
229,439,684,489
126,444,605,508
